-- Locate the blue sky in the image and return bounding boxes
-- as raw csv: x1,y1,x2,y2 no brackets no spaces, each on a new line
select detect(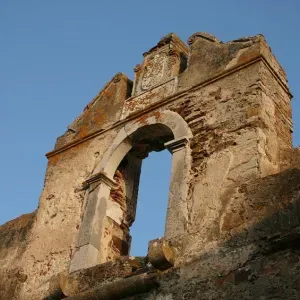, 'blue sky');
1,1,300,256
